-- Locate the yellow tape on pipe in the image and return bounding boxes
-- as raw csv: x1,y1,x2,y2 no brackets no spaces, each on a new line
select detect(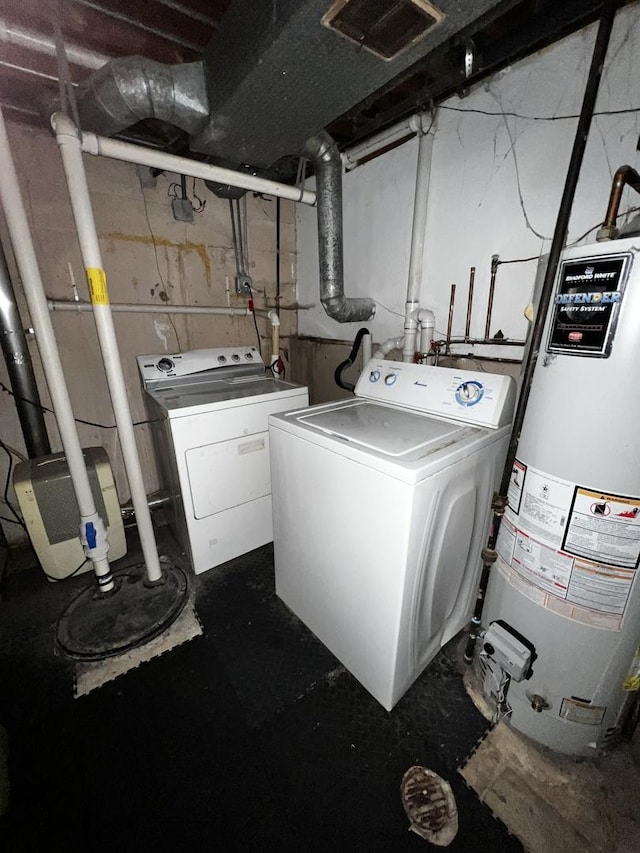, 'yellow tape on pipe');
86,267,109,305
